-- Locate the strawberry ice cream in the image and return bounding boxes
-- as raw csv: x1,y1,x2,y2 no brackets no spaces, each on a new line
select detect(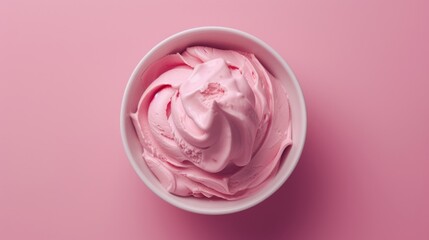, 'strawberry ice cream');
131,46,292,200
